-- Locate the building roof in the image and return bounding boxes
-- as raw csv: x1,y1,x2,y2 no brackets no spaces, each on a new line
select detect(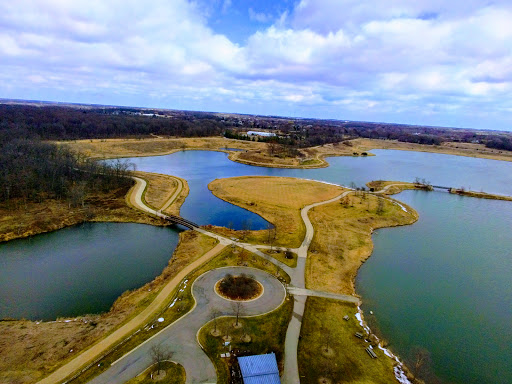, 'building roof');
238,353,281,384
246,130,276,137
